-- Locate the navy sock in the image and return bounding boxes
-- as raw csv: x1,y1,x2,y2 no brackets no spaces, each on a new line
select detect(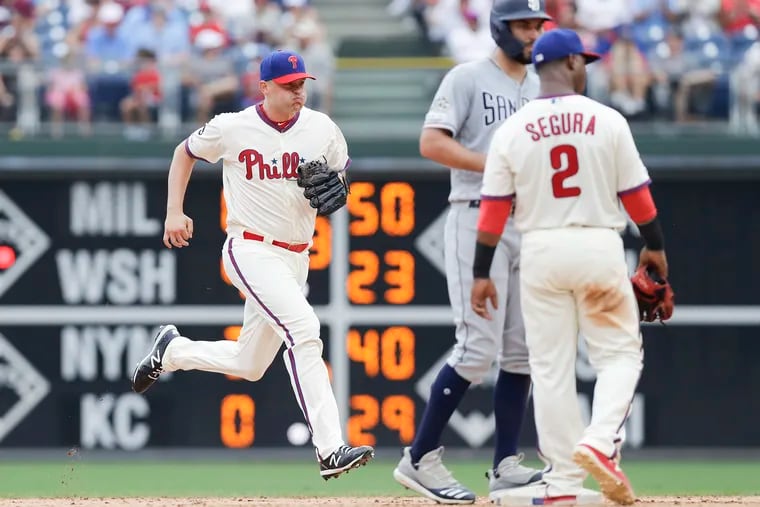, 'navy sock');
493,370,532,468
410,364,470,463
